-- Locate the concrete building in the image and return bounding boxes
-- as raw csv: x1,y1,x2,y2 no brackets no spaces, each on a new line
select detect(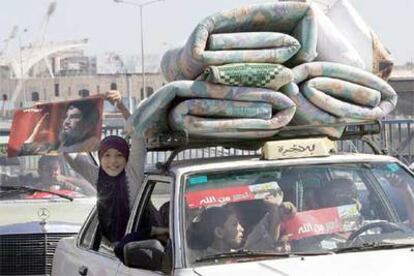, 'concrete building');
0,45,413,120
388,65,414,119
0,46,166,115
0,71,165,113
